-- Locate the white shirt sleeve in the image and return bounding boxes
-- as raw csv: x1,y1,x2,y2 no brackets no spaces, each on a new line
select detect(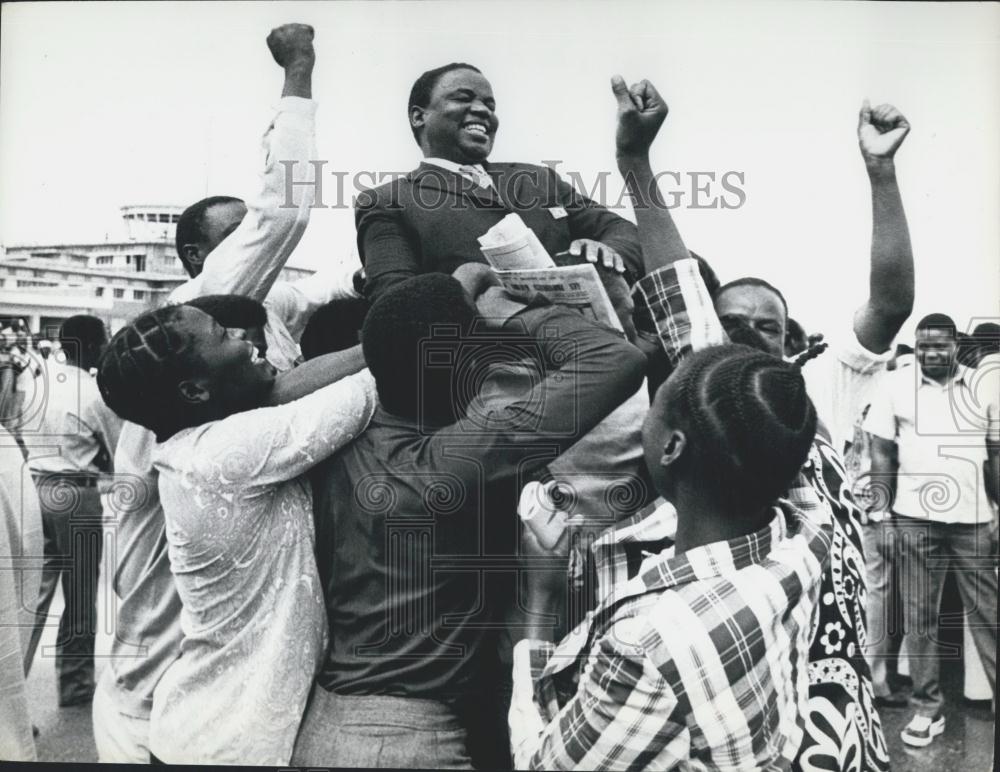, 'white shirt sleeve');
862,371,898,442
170,96,319,305
179,370,377,490
509,640,549,771
263,261,362,343
976,353,1000,443
804,327,892,454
